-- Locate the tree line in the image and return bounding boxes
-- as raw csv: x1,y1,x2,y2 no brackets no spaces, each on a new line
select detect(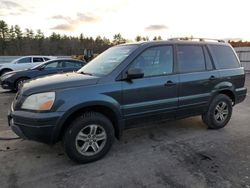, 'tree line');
228,40,250,47
0,20,113,56
2,19,245,56
0,20,164,56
